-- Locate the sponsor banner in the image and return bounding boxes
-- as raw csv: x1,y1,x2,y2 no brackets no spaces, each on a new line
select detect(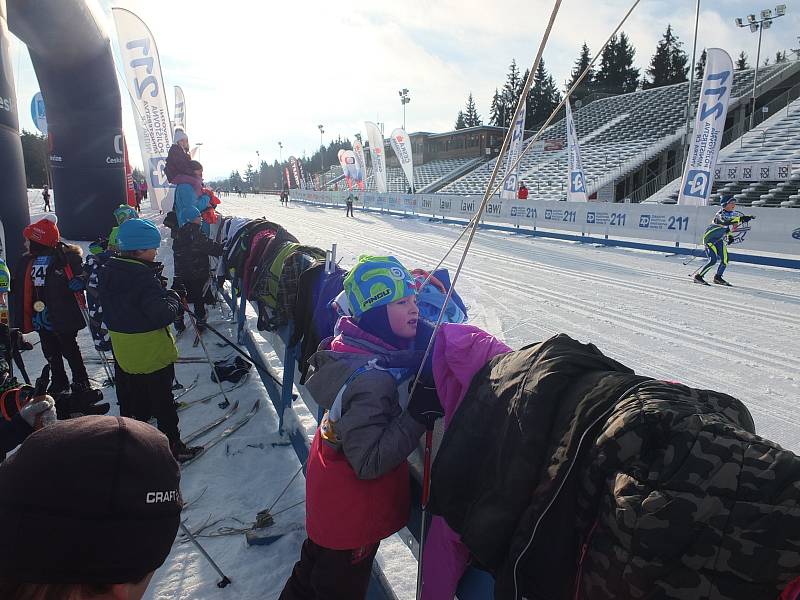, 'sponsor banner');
337,149,352,191
389,128,414,192
365,121,387,193
290,190,800,255
30,92,47,135
351,141,367,191
289,157,301,189
284,167,291,189
500,101,526,200
113,8,173,211
678,48,734,206
715,161,792,182
565,99,588,202
173,86,186,133
123,136,136,207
